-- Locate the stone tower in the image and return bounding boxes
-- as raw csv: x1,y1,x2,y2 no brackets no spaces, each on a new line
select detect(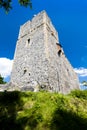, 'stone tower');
11,11,79,94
